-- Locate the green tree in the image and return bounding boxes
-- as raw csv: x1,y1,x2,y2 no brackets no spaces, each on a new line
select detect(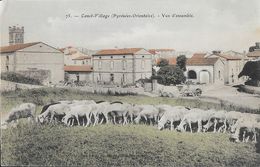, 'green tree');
176,55,187,71
157,65,186,85
158,58,169,67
